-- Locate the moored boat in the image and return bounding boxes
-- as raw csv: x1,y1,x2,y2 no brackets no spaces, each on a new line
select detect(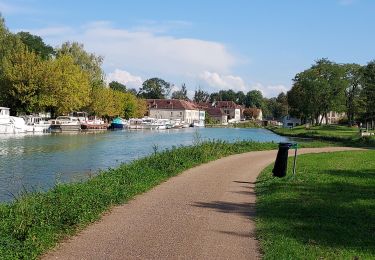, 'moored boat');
49,116,81,132
0,107,28,134
81,116,108,130
110,117,127,129
24,115,50,132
